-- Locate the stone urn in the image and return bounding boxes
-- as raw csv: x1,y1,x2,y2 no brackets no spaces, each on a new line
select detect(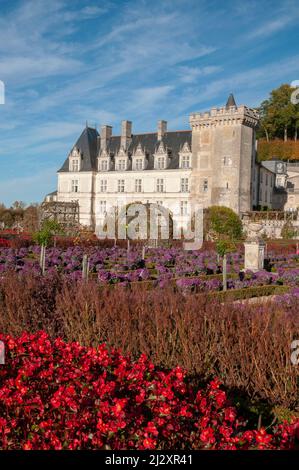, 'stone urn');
246,222,263,241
